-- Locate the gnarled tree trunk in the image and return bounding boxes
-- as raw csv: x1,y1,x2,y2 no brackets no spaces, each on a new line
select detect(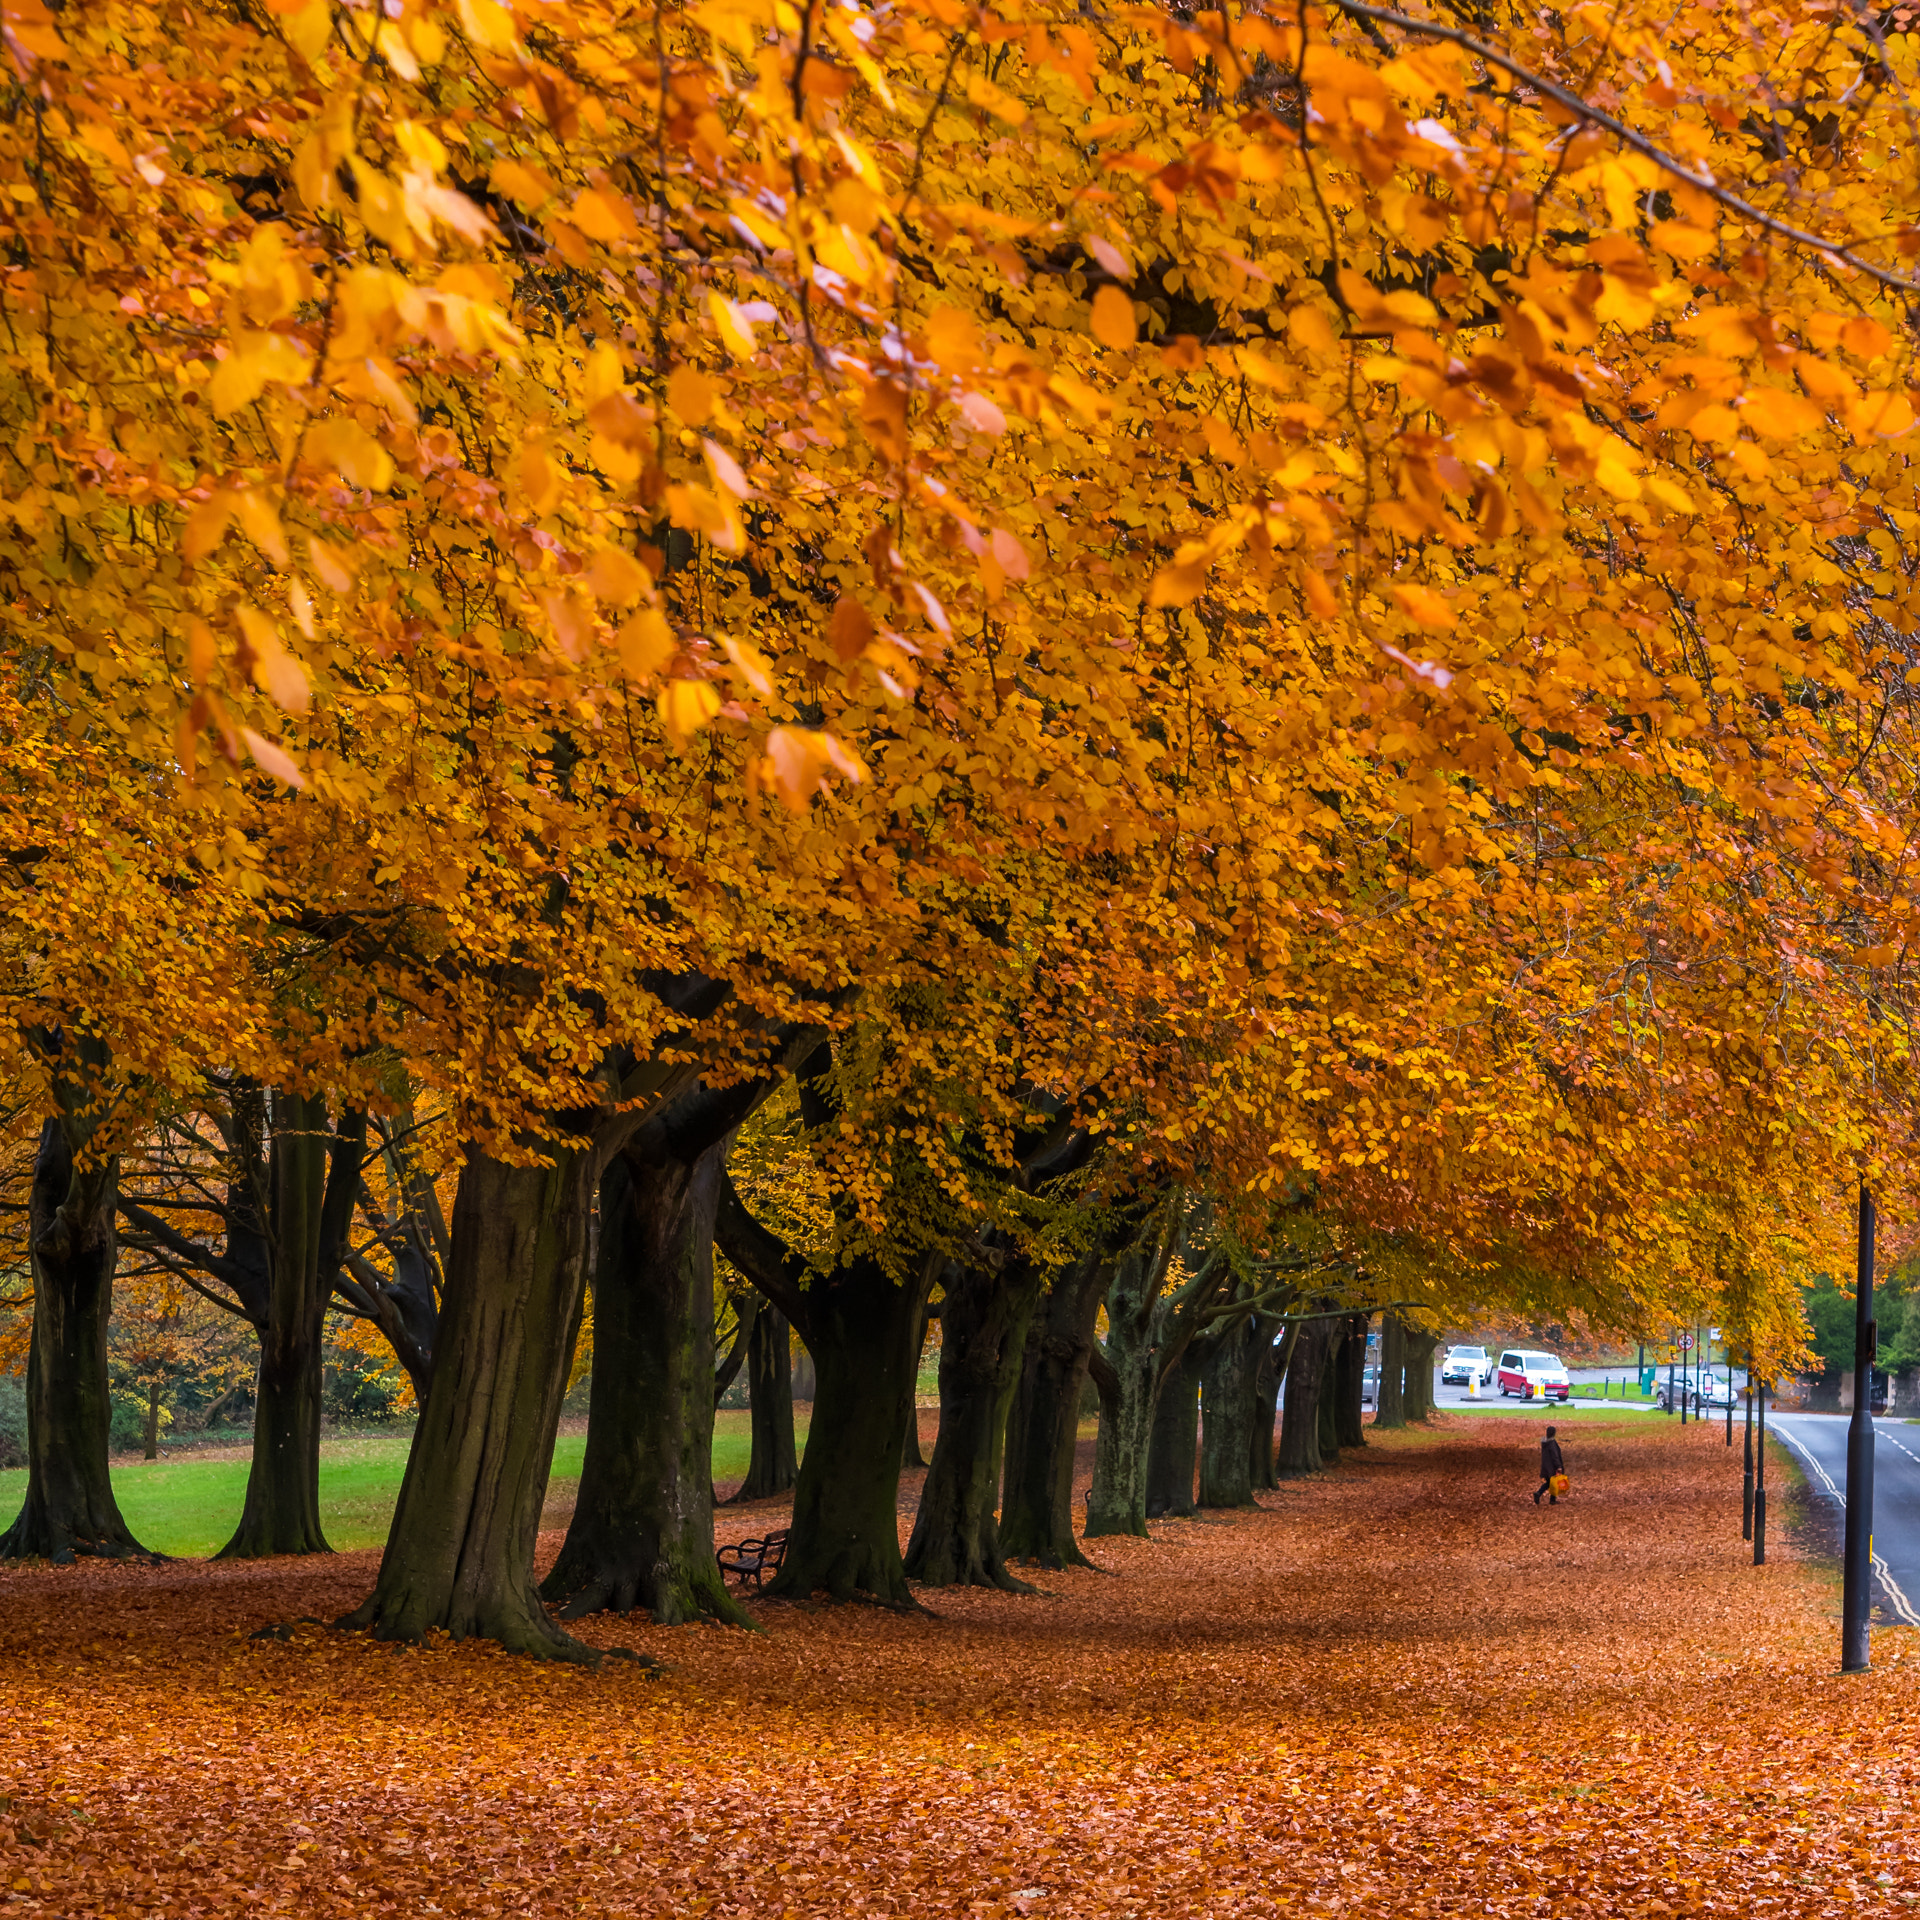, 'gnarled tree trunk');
1198,1317,1263,1509
1145,1347,1200,1518
717,1174,930,1604
2,1093,148,1563
1277,1317,1329,1477
344,1139,599,1658
217,1094,361,1561
1317,1321,1346,1462
1000,1252,1106,1569
904,1259,1044,1589
543,1139,748,1624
